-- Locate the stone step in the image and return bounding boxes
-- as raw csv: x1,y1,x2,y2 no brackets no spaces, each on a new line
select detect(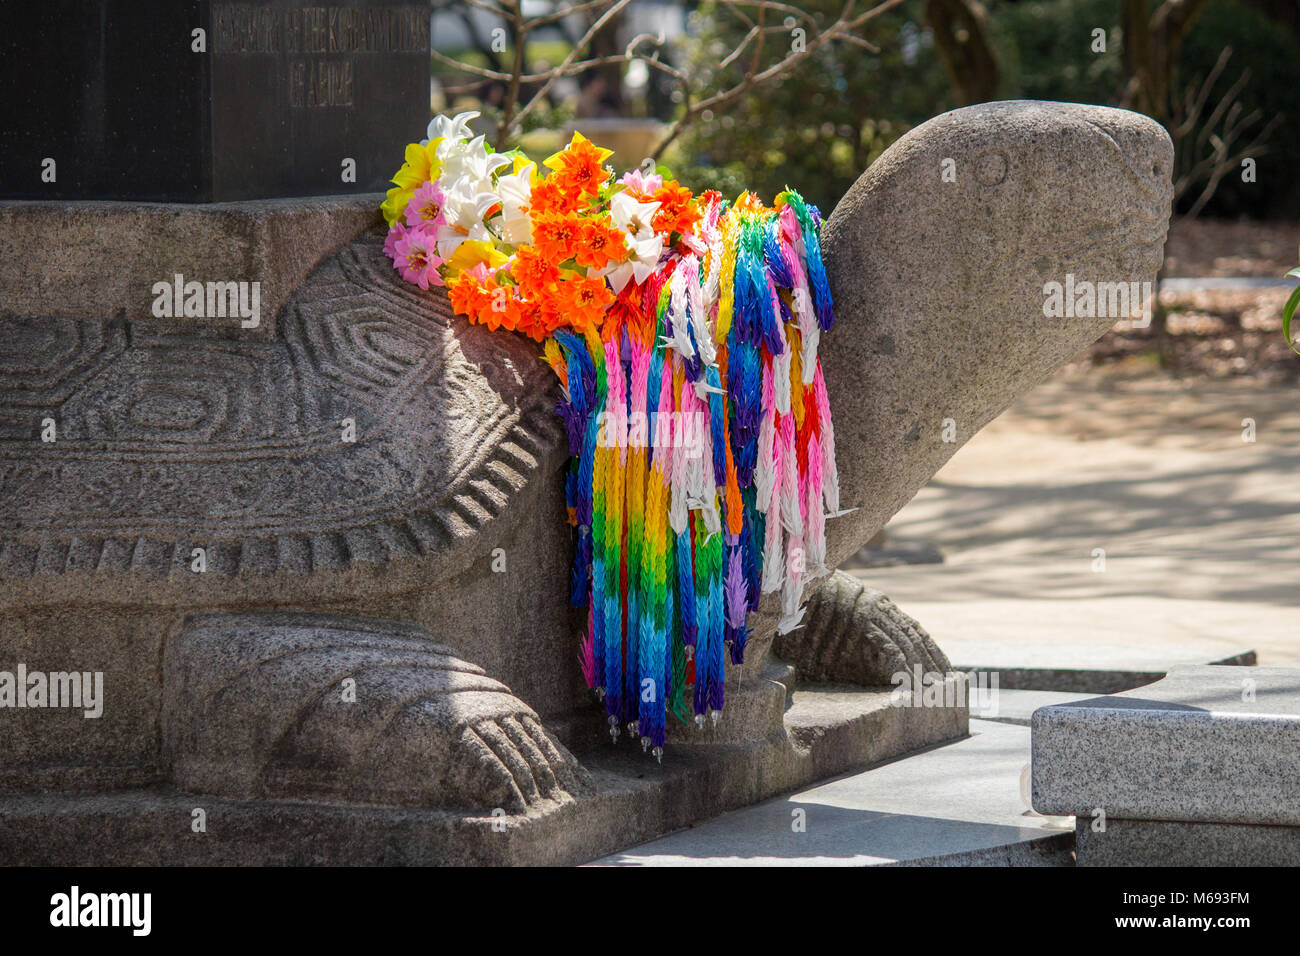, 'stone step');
1031,664,1300,827
590,719,1074,866
1074,817,1300,866
942,633,1255,694
977,689,1102,726
0,679,967,866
